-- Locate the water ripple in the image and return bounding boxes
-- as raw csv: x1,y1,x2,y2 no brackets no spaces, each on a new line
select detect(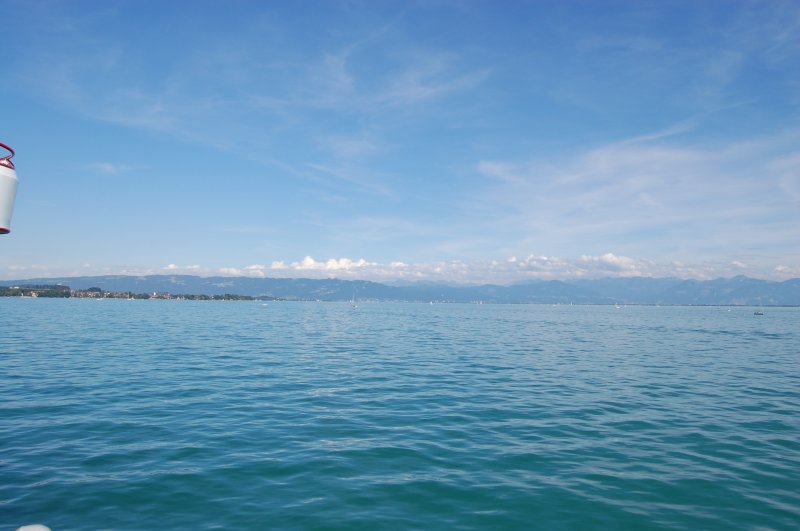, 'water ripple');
1,300,799,529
